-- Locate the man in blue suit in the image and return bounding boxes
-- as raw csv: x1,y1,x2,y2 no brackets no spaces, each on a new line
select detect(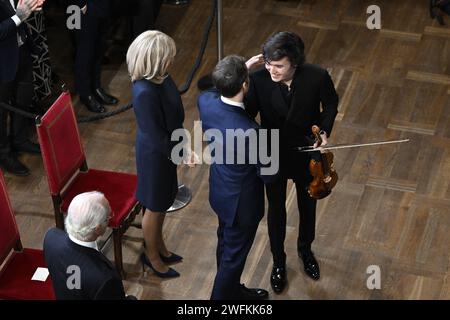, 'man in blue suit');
0,0,43,176
198,55,277,300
